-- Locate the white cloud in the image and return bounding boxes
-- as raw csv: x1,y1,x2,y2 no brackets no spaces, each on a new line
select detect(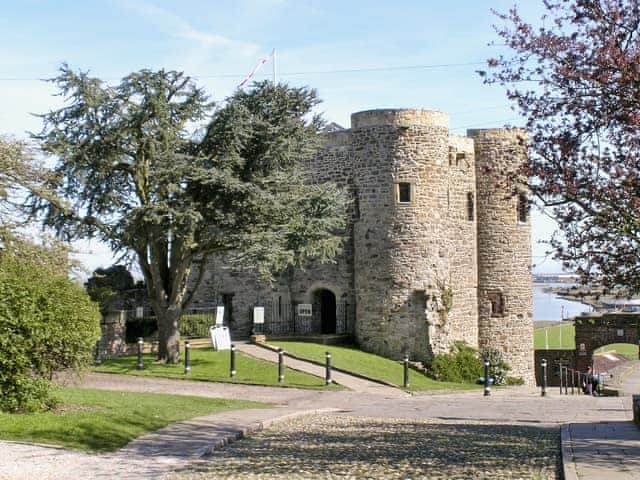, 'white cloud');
113,0,260,56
